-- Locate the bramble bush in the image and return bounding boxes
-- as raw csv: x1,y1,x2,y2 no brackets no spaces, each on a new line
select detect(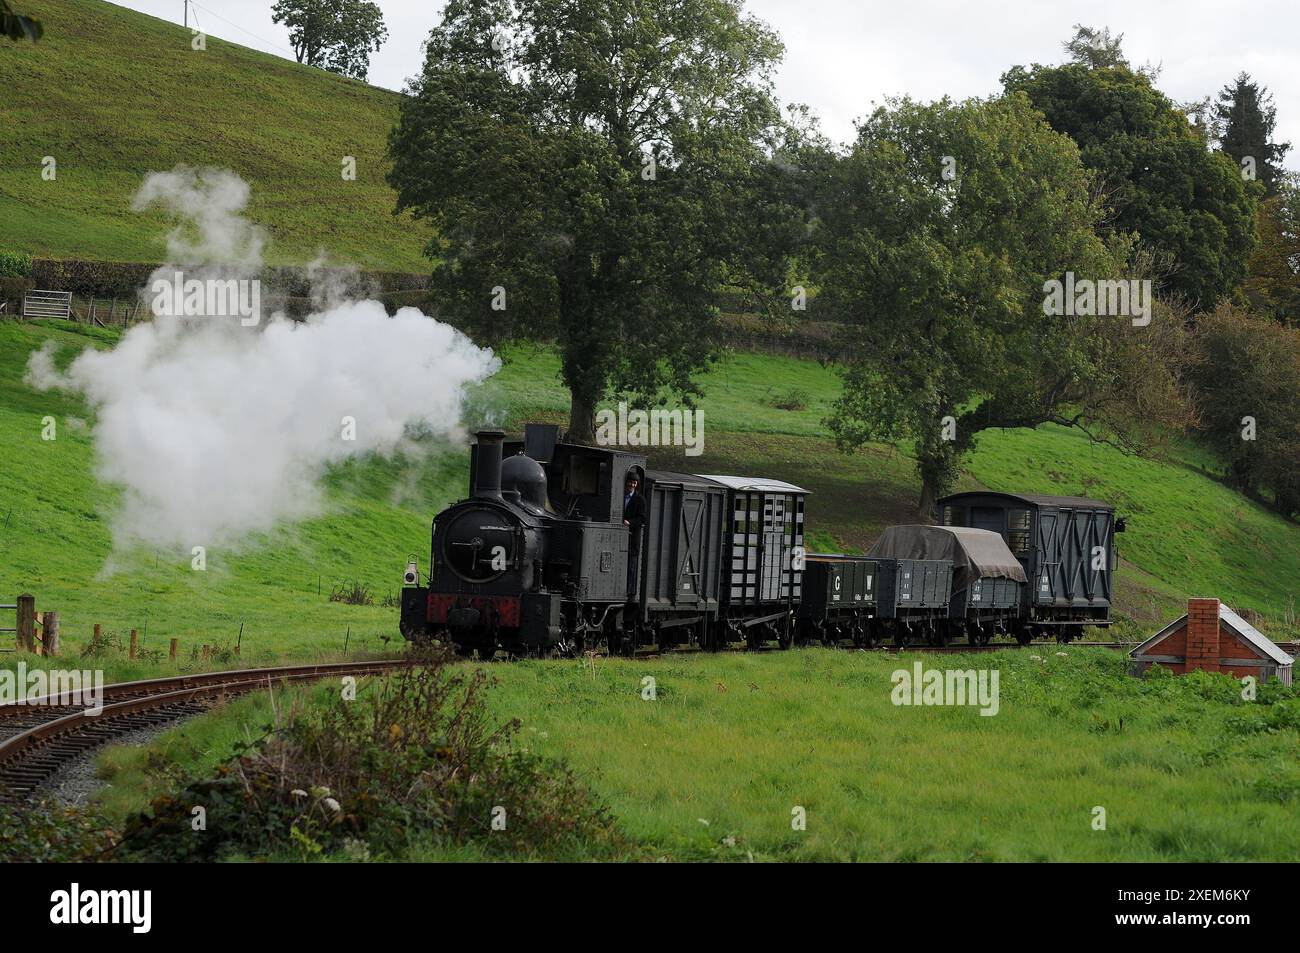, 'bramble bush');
0,803,117,862
118,650,625,861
